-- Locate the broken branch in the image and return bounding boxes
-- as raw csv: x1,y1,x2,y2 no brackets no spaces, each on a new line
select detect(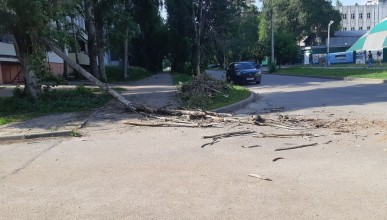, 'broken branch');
124,121,216,128
202,130,255,139
274,143,318,151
